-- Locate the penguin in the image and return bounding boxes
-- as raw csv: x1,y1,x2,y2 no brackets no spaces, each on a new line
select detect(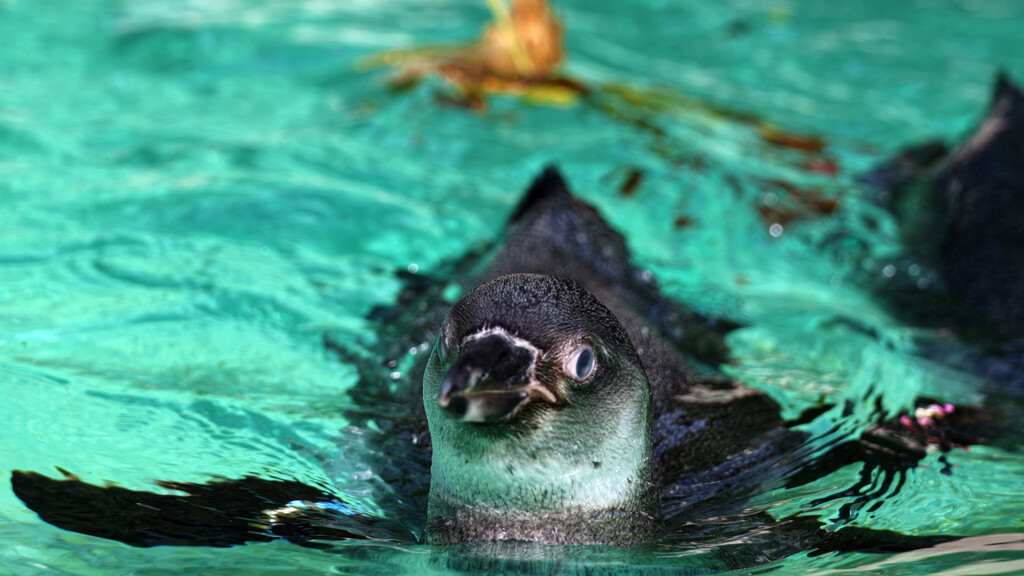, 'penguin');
863,73,1024,340
860,73,1024,403
11,167,977,556
417,168,788,546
